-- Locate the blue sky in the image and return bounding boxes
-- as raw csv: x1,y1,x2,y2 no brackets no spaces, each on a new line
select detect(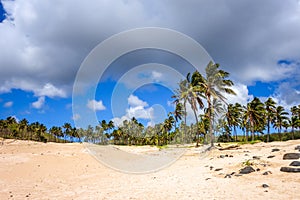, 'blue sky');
0,1,300,129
